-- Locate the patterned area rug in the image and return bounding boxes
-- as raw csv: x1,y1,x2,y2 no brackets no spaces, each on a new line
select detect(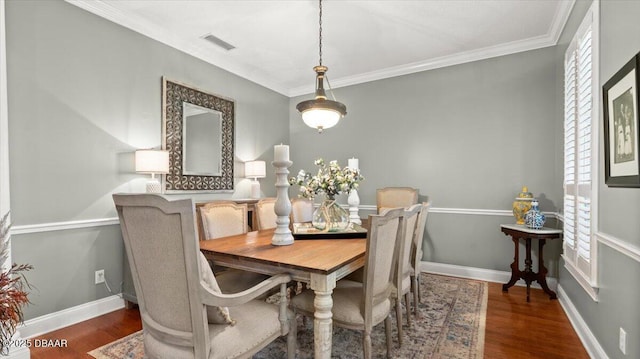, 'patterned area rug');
89,273,486,359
